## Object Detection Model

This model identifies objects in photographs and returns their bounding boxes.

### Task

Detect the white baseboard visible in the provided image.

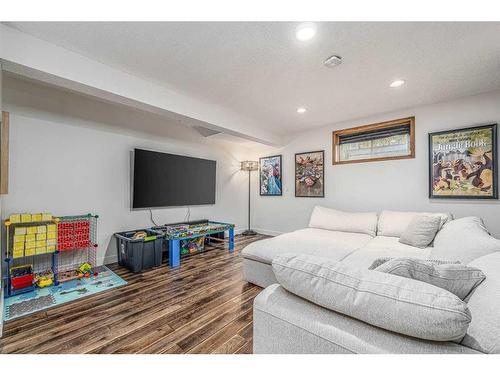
[99,254,118,266]
[252,228,283,237]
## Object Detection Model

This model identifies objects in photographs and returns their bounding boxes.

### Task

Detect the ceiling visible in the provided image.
[5,22,500,135]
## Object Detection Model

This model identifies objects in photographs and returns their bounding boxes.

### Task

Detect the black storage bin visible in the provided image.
[115,229,163,273]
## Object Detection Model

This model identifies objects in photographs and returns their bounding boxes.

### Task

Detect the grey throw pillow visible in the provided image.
[399,215,442,248]
[368,257,460,270]
[373,257,486,300]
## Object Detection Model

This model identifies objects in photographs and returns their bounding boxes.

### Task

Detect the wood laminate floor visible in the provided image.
[0,234,266,354]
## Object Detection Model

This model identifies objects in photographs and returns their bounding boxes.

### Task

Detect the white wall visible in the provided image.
[2,76,252,265]
[251,90,500,238]
[4,74,500,267]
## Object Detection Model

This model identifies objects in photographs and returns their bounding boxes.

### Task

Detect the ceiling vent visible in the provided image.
[323,55,343,68]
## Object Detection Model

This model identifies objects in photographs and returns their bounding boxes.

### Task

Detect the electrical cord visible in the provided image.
[149,208,159,227]
[184,206,191,223]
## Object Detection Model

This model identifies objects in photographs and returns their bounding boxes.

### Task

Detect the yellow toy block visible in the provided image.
[47,231,56,240]
[27,226,37,235]
[21,213,32,223]
[47,224,57,232]
[24,248,36,257]
[25,241,36,249]
[35,247,46,255]
[36,233,47,241]
[14,235,26,243]
[25,234,36,242]
[37,225,47,234]
[14,242,25,251]
[42,213,53,221]
[9,214,21,223]
[47,245,56,253]
[13,249,24,258]
[32,213,43,222]
[36,240,46,247]
[14,227,27,235]
[46,239,57,246]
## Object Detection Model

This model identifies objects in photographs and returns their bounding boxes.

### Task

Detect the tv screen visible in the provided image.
[132,148,216,209]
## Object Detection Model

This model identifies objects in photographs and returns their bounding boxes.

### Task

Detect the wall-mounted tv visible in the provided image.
[132,148,216,209]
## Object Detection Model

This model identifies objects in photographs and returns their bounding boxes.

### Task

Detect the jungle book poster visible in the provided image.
[429,124,497,199]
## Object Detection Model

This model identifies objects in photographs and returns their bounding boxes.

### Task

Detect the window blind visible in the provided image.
[338,123,411,145]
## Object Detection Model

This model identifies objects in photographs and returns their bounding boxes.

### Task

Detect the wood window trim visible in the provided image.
[332,116,415,165]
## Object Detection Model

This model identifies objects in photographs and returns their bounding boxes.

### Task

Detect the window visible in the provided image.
[332,117,415,164]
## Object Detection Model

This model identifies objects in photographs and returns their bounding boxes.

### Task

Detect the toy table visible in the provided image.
[158,221,235,268]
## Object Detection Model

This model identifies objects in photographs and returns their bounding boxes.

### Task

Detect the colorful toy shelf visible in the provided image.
[152,221,235,268]
[3,212,99,297]
[115,220,235,272]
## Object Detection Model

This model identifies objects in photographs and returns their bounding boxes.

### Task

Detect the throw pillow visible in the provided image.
[399,215,441,248]
[368,257,460,270]
[373,257,485,300]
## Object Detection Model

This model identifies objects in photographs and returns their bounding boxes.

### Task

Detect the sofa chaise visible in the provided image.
[242,206,500,354]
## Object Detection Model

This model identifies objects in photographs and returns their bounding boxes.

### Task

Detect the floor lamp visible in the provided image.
[240,160,259,236]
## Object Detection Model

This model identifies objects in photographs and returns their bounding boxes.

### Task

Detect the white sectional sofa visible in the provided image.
[242,206,500,354]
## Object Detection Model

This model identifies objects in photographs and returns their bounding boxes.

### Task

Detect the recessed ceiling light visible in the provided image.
[295,22,317,41]
[297,107,307,114]
[390,79,406,88]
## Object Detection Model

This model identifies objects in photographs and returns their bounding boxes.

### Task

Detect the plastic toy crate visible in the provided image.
[115,229,163,273]
[11,265,34,290]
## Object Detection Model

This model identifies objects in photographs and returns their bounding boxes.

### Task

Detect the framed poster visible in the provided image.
[295,150,325,197]
[259,155,282,196]
[429,123,497,199]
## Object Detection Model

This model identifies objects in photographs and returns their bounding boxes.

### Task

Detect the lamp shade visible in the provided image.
[240,160,259,171]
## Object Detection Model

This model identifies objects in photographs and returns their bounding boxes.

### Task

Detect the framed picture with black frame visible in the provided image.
[259,155,282,196]
[429,123,497,199]
[295,150,325,198]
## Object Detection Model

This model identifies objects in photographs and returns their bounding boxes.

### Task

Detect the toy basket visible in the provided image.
[115,229,163,273]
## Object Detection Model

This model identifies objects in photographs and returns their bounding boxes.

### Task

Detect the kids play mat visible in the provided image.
[3,265,127,321]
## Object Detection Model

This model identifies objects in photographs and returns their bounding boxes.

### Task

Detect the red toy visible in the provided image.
[10,264,34,290]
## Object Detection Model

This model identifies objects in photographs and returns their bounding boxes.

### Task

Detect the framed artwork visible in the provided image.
[429,123,497,199]
[259,155,282,196]
[295,150,325,197]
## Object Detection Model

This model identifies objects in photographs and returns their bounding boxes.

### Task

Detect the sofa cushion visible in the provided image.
[341,236,431,269]
[461,252,500,353]
[399,215,442,248]
[308,206,378,236]
[272,254,471,341]
[431,217,500,264]
[254,284,479,354]
[241,228,372,265]
[377,210,452,237]
[373,258,485,300]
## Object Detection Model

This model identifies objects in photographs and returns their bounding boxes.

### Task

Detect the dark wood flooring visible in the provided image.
[0,234,266,354]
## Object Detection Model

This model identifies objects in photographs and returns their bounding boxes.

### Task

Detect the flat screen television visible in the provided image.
[132,148,216,209]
